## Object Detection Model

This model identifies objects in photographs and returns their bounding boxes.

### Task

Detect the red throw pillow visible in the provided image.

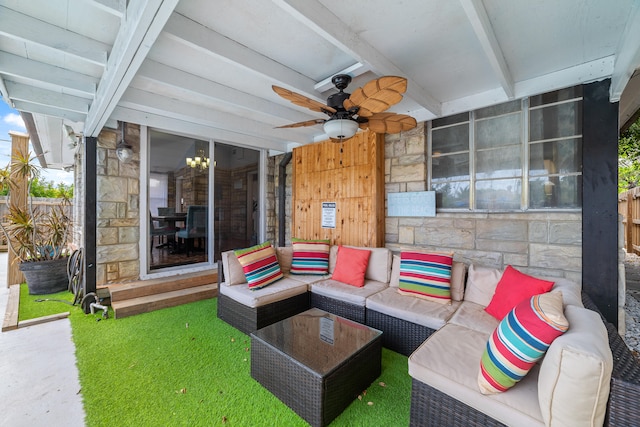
[331,246,371,287]
[484,265,554,320]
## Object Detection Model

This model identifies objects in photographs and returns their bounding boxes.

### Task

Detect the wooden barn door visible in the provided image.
[292,130,385,247]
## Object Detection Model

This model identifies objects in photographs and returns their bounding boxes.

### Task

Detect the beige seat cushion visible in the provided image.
[538,305,612,427]
[409,323,544,427]
[219,276,308,308]
[283,273,329,284]
[366,287,460,330]
[221,250,246,286]
[310,279,388,306]
[447,300,500,335]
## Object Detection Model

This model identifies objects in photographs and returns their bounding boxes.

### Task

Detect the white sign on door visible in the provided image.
[321,202,336,228]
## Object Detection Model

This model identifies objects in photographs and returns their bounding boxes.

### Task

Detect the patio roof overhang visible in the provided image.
[1,0,639,168]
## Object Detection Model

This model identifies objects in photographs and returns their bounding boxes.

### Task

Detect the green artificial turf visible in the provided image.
[69,299,411,426]
[18,283,75,322]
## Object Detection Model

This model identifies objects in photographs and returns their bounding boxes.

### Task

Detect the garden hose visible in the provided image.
[34,298,74,305]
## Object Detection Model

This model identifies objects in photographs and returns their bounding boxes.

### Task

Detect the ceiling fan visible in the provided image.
[272,74,417,141]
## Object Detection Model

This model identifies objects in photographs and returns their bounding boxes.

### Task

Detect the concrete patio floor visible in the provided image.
[0,252,85,427]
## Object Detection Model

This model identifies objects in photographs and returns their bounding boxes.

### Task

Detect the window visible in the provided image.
[429,87,582,211]
[149,173,168,217]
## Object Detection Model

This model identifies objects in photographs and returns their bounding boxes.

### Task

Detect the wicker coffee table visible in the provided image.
[250,308,382,427]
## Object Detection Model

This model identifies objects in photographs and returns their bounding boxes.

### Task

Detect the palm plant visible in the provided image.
[0,149,72,263]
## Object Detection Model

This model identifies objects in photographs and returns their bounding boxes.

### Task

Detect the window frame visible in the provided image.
[428,91,582,212]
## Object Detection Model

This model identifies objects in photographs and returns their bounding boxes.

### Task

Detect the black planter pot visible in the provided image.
[19,257,69,295]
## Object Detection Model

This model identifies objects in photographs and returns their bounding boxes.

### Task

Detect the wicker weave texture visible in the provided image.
[217,291,309,335]
[582,292,640,426]
[409,292,640,426]
[251,327,382,427]
[409,378,506,427]
[365,309,436,356]
[310,293,365,323]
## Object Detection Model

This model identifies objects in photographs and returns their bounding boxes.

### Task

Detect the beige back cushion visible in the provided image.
[365,247,392,283]
[389,254,466,301]
[463,264,503,307]
[389,255,401,287]
[450,261,467,301]
[221,250,247,286]
[275,246,293,274]
[328,245,392,283]
[328,245,339,274]
[538,304,612,427]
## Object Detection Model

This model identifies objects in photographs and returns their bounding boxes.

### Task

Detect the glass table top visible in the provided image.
[251,308,382,376]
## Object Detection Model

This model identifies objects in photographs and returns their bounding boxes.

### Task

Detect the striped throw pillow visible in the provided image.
[478,291,568,394]
[290,238,330,275]
[397,252,453,303]
[234,242,283,290]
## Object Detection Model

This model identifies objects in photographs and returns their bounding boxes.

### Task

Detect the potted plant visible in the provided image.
[0,149,72,294]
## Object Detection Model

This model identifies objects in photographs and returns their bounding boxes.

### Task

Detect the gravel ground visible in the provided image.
[625,252,640,359]
[625,291,640,357]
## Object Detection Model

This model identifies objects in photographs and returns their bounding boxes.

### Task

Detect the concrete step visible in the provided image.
[109,270,217,303]
[111,283,217,319]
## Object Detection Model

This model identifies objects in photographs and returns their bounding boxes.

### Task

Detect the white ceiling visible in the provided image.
[1,0,639,169]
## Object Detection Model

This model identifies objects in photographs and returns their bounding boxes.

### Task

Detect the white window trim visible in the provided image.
[430,96,582,213]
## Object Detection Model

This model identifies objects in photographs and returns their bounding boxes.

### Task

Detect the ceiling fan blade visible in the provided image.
[275,119,325,129]
[365,112,417,134]
[347,76,408,117]
[272,86,336,115]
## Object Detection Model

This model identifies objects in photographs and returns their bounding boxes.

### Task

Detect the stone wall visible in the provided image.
[95,124,141,285]
[267,123,582,281]
[383,122,583,281]
[266,153,292,246]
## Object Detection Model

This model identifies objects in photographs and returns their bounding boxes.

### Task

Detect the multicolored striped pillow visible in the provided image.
[397,252,453,304]
[234,242,283,290]
[290,238,330,275]
[478,291,568,395]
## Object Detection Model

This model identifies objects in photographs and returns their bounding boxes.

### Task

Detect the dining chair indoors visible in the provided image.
[150,211,176,253]
[176,205,208,256]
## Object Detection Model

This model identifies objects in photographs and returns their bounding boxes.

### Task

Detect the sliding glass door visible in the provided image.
[213,142,260,261]
[146,130,261,273]
[148,130,210,271]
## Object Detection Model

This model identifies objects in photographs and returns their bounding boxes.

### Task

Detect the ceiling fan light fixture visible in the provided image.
[323,119,358,140]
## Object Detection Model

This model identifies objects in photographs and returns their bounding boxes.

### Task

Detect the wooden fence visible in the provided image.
[619,187,640,254]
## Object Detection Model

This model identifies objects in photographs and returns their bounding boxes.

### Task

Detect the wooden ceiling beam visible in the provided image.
[162,13,322,101]
[0,52,98,96]
[111,106,291,152]
[135,60,317,125]
[119,87,312,144]
[0,5,108,66]
[84,0,179,137]
[84,0,126,18]
[460,0,514,99]
[610,1,640,102]
[271,0,442,116]
[13,101,86,123]
[5,81,90,114]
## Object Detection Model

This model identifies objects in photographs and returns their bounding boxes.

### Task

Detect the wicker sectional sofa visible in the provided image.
[217,244,640,426]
